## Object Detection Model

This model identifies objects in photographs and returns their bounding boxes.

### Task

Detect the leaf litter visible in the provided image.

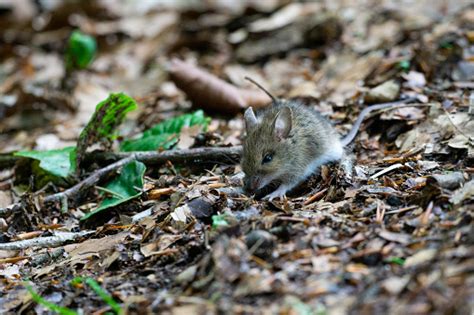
[0,0,473,314]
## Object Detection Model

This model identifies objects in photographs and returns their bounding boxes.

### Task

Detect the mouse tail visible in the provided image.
[340,96,418,146]
[244,77,277,104]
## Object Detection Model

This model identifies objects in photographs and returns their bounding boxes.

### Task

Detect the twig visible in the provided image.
[0,146,243,171]
[0,147,243,216]
[0,155,137,216]
[420,201,433,226]
[95,185,126,199]
[442,108,474,143]
[87,146,243,165]
[375,201,386,225]
[370,163,404,179]
[385,205,419,215]
[0,231,94,250]
[304,188,328,205]
[43,155,137,204]
[131,207,154,223]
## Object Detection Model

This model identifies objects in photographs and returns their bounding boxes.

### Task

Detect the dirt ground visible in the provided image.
[0,1,473,314]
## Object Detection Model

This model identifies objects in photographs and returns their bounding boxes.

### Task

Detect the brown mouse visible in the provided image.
[241,78,417,200]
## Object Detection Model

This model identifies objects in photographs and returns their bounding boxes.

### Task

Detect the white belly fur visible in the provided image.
[302,142,344,181]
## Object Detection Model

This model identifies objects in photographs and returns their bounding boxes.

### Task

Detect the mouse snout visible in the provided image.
[244,175,261,193]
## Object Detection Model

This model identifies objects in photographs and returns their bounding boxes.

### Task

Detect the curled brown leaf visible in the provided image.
[168,58,271,115]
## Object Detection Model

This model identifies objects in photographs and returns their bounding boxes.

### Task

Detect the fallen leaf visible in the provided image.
[314,51,383,105]
[404,248,438,268]
[168,59,271,115]
[365,80,400,103]
[450,179,474,205]
[65,232,128,258]
[0,264,20,280]
[378,230,411,244]
[177,125,201,150]
[170,204,194,227]
[402,71,427,88]
[428,172,465,190]
[248,3,313,33]
[381,275,411,295]
[0,191,12,208]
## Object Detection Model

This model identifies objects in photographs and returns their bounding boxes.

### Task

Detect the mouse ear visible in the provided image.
[244,107,258,131]
[273,107,292,140]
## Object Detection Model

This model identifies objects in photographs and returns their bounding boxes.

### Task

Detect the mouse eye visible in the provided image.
[262,153,273,164]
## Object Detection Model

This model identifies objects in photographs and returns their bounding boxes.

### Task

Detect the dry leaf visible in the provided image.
[404,249,438,267]
[365,80,400,103]
[177,125,201,149]
[402,70,427,88]
[168,58,271,115]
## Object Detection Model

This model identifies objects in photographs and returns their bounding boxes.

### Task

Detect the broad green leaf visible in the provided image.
[120,133,179,152]
[76,93,137,169]
[81,160,146,220]
[14,147,76,178]
[66,30,97,70]
[120,110,210,152]
[143,110,210,137]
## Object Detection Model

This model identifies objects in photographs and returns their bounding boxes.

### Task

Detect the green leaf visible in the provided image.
[25,283,78,315]
[84,278,122,314]
[81,160,146,220]
[144,110,210,136]
[385,256,405,266]
[120,133,179,152]
[66,30,97,70]
[211,214,229,229]
[76,93,137,169]
[397,60,410,71]
[120,110,210,152]
[14,147,76,178]
[71,277,122,314]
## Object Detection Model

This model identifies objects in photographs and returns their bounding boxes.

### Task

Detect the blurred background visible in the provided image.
[0,0,472,152]
[1,2,473,314]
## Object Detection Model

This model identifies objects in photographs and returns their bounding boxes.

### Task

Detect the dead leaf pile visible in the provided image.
[0,0,473,314]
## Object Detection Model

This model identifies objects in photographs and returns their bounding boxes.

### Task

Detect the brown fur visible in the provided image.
[241,100,342,194]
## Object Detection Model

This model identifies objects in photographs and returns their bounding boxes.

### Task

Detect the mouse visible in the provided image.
[241,78,417,201]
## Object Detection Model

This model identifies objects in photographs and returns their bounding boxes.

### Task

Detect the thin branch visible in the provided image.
[0,155,136,216]
[87,146,242,165]
[0,147,243,216]
[95,185,126,199]
[1,146,243,170]
[43,155,137,204]
[0,231,94,250]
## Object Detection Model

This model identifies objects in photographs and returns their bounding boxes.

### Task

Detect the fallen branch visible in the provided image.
[0,155,137,216]
[0,231,94,250]
[45,154,137,204]
[1,146,243,170]
[0,147,242,216]
[87,146,243,165]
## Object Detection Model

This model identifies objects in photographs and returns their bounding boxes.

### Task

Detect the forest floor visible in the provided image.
[0,1,473,314]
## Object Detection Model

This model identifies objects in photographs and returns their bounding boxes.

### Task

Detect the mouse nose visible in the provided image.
[244,176,260,193]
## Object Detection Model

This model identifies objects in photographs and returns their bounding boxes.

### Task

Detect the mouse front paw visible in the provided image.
[263,186,288,201]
